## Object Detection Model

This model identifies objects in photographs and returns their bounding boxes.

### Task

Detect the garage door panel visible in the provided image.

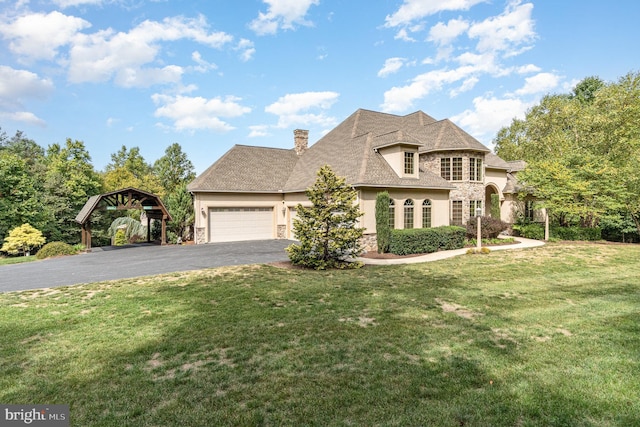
[209,207,273,242]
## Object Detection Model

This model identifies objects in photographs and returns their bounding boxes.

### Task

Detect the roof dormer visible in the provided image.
[373,130,422,179]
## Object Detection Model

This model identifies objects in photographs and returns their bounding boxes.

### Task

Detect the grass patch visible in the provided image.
[1,243,639,425]
[0,255,37,266]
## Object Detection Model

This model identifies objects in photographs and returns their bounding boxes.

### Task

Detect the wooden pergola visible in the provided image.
[75,187,172,250]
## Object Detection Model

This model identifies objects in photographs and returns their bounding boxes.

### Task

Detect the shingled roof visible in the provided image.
[187,145,299,192]
[188,108,497,193]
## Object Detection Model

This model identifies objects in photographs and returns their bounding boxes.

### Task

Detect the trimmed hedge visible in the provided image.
[36,241,77,260]
[513,223,602,241]
[389,226,466,255]
[552,226,601,241]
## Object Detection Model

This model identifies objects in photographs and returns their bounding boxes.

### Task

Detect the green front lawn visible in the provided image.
[0,255,36,266]
[1,243,638,426]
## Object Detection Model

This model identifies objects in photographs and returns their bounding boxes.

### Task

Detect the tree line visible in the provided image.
[495,71,640,241]
[0,132,195,248]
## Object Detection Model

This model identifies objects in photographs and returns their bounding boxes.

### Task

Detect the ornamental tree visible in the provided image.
[286,165,364,269]
[1,223,46,256]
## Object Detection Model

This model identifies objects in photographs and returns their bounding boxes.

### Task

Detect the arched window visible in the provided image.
[422,199,432,228]
[404,199,414,229]
[389,199,395,229]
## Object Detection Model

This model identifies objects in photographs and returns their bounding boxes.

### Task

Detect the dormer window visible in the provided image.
[404,152,415,175]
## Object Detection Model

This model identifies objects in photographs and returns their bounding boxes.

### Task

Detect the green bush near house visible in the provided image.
[513,223,602,241]
[513,223,545,240]
[389,226,465,255]
[36,242,78,260]
[552,226,601,241]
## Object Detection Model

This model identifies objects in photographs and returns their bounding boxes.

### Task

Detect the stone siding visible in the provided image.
[360,233,378,253]
[277,224,287,239]
[421,151,488,224]
[195,227,206,244]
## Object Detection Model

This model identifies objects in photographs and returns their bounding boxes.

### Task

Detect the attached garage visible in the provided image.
[209,207,274,243]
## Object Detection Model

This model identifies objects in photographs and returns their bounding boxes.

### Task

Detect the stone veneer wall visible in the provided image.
[360,233,378,253]
[421,151,487,224]
[195,227,206,244]
[277,225,287,239]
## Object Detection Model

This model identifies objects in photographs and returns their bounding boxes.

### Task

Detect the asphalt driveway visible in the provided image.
[0,240,292,293]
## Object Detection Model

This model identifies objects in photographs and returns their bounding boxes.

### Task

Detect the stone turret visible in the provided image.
[294,129,309,156]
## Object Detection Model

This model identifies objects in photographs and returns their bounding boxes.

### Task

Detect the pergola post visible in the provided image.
[82,222,92,251]
[161,215,167,245]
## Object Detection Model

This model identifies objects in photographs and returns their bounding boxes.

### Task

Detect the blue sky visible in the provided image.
[1,0,639,174]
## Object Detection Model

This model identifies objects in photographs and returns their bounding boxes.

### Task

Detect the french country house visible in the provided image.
[187,108,529,249]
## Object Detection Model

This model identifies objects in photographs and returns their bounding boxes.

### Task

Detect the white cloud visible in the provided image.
[451,95,532,142]
[428,18,469,46]
[385,0,486,28]
[0,66,51,126]
[248,125,270,138]
[236,39,256,62]
[0,11,91,61]
[0,66,53,126]
[381,66,477,112]
[250,0,320,35]
[467,1,536,55]
[394,28,416,42]
[53,0,103,7]
[67,15,233,86]
[378,57,406,78]
[152,93,251,132]
[265,91,339,128]
[449,76,479,97]
[514,72,560,95]
[0,66,54,102]
[191,51,218,72]
[0,111,47,127]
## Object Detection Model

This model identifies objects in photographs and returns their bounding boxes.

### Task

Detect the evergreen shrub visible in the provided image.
[36,242,77,260]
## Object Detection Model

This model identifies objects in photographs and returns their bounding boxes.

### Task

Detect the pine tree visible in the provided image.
[286,166,364,269]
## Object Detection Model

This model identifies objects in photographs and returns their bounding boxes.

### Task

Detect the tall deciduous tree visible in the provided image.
[154,143,196,241]
[153,143,195,193]
[103,145,163,195]
[494,72,640,232]
[286,166,364,269]
[0,151,47,245]
[44,139,103,243]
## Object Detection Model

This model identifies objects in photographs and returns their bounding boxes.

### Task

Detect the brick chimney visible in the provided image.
[294,129,309,156]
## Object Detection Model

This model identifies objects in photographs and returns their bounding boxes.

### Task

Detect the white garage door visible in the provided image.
[209,207,274,242]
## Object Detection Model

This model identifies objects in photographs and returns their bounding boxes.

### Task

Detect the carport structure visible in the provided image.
[75,187,172,250]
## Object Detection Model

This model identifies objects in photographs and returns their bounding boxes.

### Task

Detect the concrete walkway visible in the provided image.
[356,236,545,265]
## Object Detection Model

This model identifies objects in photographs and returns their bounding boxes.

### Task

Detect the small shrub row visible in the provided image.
[512,223,545,240]
[466,216,510,239]
[36,242,78,259]
[389,226,466,255]
[552,226,601,241]
[513,223,602,241]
